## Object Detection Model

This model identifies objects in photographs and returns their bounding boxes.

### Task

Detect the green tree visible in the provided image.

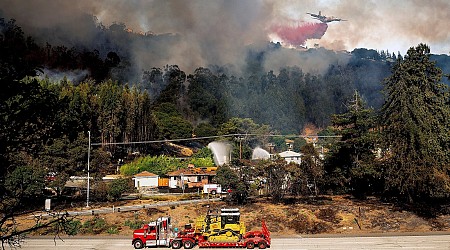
[380,43,450,202]
[1,160,72,248]
[39,133,90,195]
[194,123,217,140]
[0,20,73,246]
[107,178,134,201]
[156,65,186,106]
[188,158,215,168]
[120,155,184,176]
[292,137,307,153]
[324,91,380,198]
[97,80,123,148]
[192,147,214,159]
[187,68,229,126]
[300,144,324,197]
[214,165,240,191]
[153,103,193,139]
[214,165,248,204]
[255,158,290,203]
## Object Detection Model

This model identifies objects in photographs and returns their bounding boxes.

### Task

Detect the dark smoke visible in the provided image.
[0,0,342,77]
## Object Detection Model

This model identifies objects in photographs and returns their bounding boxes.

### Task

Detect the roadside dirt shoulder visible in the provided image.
[19,195,450,237]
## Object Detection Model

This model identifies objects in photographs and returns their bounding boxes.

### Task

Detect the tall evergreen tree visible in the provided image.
[380,43,450,202]
[324,91,379,197]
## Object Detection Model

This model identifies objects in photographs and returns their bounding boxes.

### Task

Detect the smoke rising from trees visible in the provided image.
[0,0,448,77]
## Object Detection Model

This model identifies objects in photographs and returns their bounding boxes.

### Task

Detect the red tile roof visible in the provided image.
[134,171,158,177]
[167,168,217,176]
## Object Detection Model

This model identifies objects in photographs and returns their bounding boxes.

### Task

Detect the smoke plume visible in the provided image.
[0,0,448,78]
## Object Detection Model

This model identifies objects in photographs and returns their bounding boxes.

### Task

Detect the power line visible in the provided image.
[91,133,341,146]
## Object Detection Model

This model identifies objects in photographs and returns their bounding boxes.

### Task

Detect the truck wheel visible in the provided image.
[246,241,255,249]
[171,240,182,249]
[211,190,217,195]
[133,239,144,249]
[183,240,194,249]
[258,241,267,249]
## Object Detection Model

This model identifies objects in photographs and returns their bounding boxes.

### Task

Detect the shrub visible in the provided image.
[82,217,108,234]
[289,213,310,233]
[92,181,109,202]
[315,207,341,224]
[148,196,170,202]
[107,178,133,201]
[124,220,143,230]
[146,207,164,216]
[65,220,82,235]
[289,211,332,234]
[107,225,119,234]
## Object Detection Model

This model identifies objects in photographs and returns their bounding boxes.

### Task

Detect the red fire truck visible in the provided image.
[132,216,175,248]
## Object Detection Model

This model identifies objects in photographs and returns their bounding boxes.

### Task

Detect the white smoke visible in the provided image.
[38,69,90,84]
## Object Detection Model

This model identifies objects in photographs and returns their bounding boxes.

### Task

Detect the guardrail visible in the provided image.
[33,198,221,218]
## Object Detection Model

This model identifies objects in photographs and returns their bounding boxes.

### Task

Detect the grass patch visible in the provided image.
[124,219,144,230]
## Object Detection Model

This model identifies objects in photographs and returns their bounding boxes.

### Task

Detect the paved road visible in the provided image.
[18,235,450,250]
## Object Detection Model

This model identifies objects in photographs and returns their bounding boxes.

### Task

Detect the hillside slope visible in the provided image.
[19,195,450,237]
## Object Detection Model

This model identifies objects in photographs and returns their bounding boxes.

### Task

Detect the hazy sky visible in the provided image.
[0,0,448,74]
[88,0,450,55]
[284,0,450,54]
[1,0,448,55]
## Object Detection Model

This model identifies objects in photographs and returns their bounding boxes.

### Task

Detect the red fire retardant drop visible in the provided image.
[272,22,328,47]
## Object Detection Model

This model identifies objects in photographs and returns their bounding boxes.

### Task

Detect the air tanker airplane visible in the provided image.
[307,11,347,23]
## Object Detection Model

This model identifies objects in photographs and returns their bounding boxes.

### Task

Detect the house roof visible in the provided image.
[134,171,158,177]
[167,168,217,177]
[279,150,302,158]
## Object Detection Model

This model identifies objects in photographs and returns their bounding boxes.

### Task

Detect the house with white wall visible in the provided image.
[133,171,159,189]
[278,150,303,165]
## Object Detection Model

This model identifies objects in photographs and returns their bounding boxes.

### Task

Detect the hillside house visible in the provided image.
[167,167,216,189]
[278,150,303,165]
[133,171,159,189]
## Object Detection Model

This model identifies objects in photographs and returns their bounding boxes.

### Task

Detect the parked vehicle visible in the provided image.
[203,184,227,195]
[132,208,270,249]
[132,217,174,249]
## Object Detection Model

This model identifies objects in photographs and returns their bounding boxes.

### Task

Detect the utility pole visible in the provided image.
[87,131,91,208]
[239,138,242,160]
[238,136,244,160]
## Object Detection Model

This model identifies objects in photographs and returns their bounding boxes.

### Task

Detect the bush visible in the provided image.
[289,213,310,233]
[107,225,119,234]
[145,195,170,202]
[107,178,133,201]
[124,219,143,230]
[82,217,108,234]
[65,220,82,235]
[92,181,109,202]
[146,208,165,216]
[289,211,332,234]
[315,207,341,224]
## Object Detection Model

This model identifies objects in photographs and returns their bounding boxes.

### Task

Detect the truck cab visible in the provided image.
[132,217,173,249]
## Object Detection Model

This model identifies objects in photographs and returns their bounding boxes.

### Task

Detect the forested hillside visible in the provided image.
[1,17,450,200]
[1,11,450,245]
[0,17,401,134]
